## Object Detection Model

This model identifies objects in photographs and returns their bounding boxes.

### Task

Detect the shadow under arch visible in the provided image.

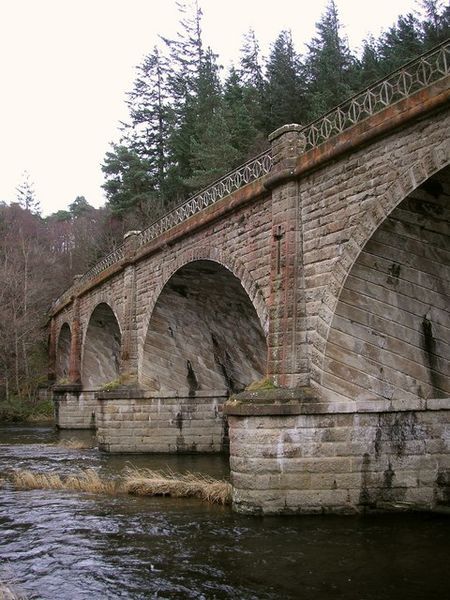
[312,147,450,388]
[317,163,450,403]
[56,322,71,381]
[82,302,122,389]
[139,259,268,394]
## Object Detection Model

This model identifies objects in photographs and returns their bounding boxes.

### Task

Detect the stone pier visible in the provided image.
[225,391,450,514]
[95,389,229,453]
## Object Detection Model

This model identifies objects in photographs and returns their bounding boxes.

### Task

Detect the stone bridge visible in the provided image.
[49,43,450,514]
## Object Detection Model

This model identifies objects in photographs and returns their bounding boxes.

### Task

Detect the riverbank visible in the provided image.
[0,398,54,424]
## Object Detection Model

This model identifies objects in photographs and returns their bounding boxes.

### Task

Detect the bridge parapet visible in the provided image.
[301,40,449,150]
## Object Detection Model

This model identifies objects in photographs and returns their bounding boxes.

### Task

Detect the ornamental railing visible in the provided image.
[52,40,449,307]
[302,40,449,150]
[138,149,273,246]
[77,244,126,286]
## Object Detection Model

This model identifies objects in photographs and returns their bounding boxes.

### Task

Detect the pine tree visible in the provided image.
[377,12,423,72]
[419,0,450,48]
[224,67,265,160]
[187,106,239,190]
[264,30,305,133]
[304,0,357,120]
[16,171,40,215]
[162,0,205,199]
[359,36,383,87]
[102,144,155,218]
[236,28,266,143]
[69,196,93,218]
[184,48,239,190]
[125,46,170,194]
[239,29,265,92]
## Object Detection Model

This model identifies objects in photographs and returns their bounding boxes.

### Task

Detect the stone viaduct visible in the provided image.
[49,43,450,514]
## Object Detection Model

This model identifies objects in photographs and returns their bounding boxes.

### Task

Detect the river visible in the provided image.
[0,424,449,599]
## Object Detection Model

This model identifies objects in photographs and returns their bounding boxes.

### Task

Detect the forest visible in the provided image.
[0,0,448,418]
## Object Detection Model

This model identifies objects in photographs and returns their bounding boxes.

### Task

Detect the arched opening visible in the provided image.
[141,260,267,393]
[322,166,450,403]
[56,323,71,381]
[82,303,121,389]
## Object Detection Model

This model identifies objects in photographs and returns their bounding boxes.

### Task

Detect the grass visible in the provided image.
[123,468,232,505]
[245,377,278,391]
[101,379,122,392]
[9,467,232,505]
[11,468,119,495]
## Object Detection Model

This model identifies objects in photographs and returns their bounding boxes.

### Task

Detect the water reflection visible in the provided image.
[0,425,449,599]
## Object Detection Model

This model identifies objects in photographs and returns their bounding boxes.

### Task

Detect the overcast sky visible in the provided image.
[0,0,420,215]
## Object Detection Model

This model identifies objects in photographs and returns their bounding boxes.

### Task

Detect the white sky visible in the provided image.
[0,0,421,215]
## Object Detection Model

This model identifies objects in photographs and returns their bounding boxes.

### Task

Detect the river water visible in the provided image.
[0,425,449,600]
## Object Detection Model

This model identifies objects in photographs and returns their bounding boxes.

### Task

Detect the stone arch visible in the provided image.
[56,322,71,381]
[316,162,450,403]
[312,140,450,388]
[81,302,122,389]
[139,254,268,393]
[138,246,269,373]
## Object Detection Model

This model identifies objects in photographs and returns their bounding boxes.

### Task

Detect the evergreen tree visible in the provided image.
[224,67,265,159]
[239,28,265,99]
[125,46,170,193]
[102,144,155,218]
[377,12,423,72]
[16,171,40,215]
[236,28,266,143]
[69,196,92,218]
[184,48,239,190]
[359,36,383,87]
[162,0,205,198]
[419,0,450,48]
[264,30,305,133]
[187,106,239,190]
[304,0,357,120]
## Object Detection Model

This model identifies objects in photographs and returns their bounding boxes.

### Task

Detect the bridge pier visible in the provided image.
[225,392,450,514]
[96,389,229,453]
[53,385,96,429]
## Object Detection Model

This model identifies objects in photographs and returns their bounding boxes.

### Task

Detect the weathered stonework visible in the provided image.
[96,389,228,453]
[225,392,450,514]
[53,386,97,430]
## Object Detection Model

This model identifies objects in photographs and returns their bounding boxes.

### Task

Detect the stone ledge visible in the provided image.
[96,388,229,400]
[53,383,83,394]
[224,390,450,416]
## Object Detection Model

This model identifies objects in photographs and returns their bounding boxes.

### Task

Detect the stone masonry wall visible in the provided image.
[228,401,449,514]
[134,193,273,377]
[96,390,229,453]
[304,109,449,389]
[321,175,450,404]
[54,389,97,429]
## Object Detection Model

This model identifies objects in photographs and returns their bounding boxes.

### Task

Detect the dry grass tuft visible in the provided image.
[0,582,27,600]
[123,468,232,505]
[56,438,94,450]
[9,467,232,505]
[11,469,119,495]
[0,568,28,600]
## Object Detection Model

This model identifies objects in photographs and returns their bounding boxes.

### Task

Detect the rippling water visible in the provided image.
[0,425,449,599]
